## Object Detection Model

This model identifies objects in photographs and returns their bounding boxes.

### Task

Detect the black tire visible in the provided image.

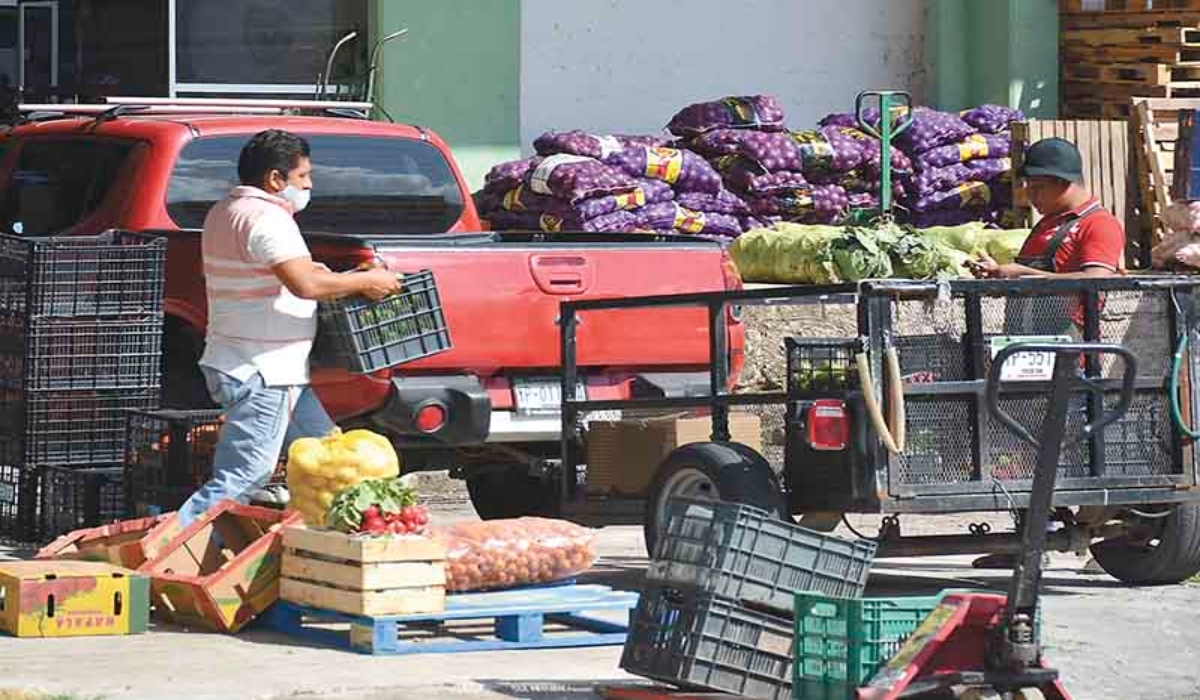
[465,467,557,520]
[643,441,787,557]
[1089,503,1200,585]
[162,319,216,410]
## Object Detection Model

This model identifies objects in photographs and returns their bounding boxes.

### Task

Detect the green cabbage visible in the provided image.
[830,224,897,281]
[981,228,1030,264]
[916,222,990,255]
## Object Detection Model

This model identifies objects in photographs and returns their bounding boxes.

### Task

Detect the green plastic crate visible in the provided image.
[791,592,943,700]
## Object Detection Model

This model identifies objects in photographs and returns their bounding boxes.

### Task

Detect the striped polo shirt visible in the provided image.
[199,186,317,386]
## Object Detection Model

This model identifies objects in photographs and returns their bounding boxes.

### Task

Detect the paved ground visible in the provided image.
[1,497,1198,700]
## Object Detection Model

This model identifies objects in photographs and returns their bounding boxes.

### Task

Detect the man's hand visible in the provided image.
[356,268,402,301]
[965,252,1004,279]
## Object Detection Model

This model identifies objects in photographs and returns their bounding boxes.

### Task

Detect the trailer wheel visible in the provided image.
[1089,503,1200,585]
[465,467,556,520]
[644,442,786,557]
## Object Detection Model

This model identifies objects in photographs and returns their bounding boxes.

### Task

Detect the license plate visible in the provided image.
[989,335,1071,382]
[514,378,586,416]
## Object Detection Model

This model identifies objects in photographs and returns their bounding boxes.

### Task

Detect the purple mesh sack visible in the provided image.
[894,107,976,154]
[675,189,751,215]
[960,105,1024,134]
[807,169,906,200]
[747,184,849,219]
[666,95,787,137]
[910,207,1015,229]
[710,155,811,195]
[915,133,1012,171]
[604,146,723,193]
[911,180,1012,213]
[691,130,857,174]
[492,183,653,220]
[483,156,542,194]
[525,154,640,203]
[633,202,744,237]
[534,130,664,159]
[488,209,638,233]
[907,157,1012,199]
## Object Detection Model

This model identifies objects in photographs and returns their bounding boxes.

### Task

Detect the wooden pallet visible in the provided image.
[1062,62,1200,86]
[1129,97,1197,244]
[262,583,638,655]
[1062,8,1200,31]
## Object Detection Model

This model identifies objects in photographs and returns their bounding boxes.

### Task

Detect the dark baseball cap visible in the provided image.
[1018,137,1084,183]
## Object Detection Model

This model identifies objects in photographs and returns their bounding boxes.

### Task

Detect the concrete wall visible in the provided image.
[372,0,521,189]
[518,0,927,151]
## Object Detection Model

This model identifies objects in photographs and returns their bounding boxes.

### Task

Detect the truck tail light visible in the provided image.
[807,400,849,451]
[414,401,448,434]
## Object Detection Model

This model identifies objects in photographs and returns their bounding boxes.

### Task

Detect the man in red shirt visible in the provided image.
[967,137,1125,279]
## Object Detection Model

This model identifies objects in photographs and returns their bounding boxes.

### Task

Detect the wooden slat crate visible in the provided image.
[280,526,447,617]
[1129,98,1200,248]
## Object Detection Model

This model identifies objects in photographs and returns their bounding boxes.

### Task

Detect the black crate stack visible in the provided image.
[0,231,165,542]
[124,409,222,518]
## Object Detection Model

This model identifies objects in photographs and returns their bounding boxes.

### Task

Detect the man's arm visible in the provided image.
[996,262,1114,279]
[273,257,401,301]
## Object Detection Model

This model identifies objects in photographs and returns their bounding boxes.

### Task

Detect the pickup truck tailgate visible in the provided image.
[368,235,734,373]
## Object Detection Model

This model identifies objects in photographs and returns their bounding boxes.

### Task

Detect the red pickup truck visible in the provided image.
[0,110,745,518]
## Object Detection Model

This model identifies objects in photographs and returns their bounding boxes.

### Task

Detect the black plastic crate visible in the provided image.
[620,583,793,700]
[4,318,163,391]
[785,337,861,394]
[39,465,125,541]
[0,390,159,466]
[648,498,877,613]
[313,270,452,374]
[124,409,222,517]
[0,231,165,319]
[0,463,37,542]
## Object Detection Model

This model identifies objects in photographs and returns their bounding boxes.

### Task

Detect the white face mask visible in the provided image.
[279,184,311,213]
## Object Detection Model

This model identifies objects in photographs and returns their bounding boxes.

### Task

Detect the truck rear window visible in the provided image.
[0,139,135,236]
[167,135,465,234]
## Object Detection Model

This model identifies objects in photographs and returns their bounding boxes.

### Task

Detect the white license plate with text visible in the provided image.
[989,335,1072,382]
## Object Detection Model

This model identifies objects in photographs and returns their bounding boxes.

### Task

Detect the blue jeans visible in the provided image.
[177,368,335,527]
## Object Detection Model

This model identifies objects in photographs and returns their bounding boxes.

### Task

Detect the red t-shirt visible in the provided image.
[1018,198,1125,273]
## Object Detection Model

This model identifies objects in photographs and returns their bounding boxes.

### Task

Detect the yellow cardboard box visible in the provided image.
[0,560,150,637]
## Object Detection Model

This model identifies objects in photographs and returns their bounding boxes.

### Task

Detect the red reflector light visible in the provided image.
[806,400,849,451]
[414,402,447,434]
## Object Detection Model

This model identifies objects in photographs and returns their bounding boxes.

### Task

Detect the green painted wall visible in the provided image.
[371,0,521,190]
[926,0,1058,117]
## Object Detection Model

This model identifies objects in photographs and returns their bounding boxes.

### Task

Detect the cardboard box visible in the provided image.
[586,413,763,495]
[0,560,149,638]
[36,513,182,570]
[139,501,300,633]
[280,526,446,616]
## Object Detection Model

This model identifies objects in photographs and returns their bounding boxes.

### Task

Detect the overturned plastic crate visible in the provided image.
[648,498,877,614]
[313,269,452,374]
[785,337,861,395]
[621,583,793,700]
[0,389,158,466]
[38,465,127,542]
[124,409,223,517]
[0,231,166,319]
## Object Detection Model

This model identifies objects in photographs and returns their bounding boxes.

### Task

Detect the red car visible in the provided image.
[0,109,744,518]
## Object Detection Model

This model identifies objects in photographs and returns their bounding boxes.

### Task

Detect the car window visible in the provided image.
[0,139,135,236]
[167,134,466,234]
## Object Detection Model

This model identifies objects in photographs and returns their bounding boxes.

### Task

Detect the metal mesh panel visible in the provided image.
[899,398,975,485]
[986,396,1092,480]
[1102,391,1175,476]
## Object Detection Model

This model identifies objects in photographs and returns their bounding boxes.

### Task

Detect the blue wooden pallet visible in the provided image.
[263,583,639,655]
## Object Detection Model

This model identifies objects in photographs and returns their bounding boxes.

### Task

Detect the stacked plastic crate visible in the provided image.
[620,498,878,700]
[0,231,165,542]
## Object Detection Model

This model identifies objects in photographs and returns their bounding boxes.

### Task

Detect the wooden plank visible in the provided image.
[280,577,446,617]
[280,526,445,564]
[1062,10,1200,31]
[281,555,445,591]
[1061,26,1200,46]
[1062,44,1200,63]
[1063,62,1172,85]
[1062,80,1168,100]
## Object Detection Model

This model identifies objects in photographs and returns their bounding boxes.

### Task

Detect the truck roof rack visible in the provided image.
[15,97,374,122]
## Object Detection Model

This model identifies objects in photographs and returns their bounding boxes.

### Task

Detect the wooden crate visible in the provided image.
[280,526,446,617]
[0,561,149,638]
[1129,98,1200,248]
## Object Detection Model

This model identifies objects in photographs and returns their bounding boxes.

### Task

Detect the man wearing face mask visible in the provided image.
[179,129,401,526]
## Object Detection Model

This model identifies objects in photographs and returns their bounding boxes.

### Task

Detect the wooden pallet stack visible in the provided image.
[1061,0,1200,119]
